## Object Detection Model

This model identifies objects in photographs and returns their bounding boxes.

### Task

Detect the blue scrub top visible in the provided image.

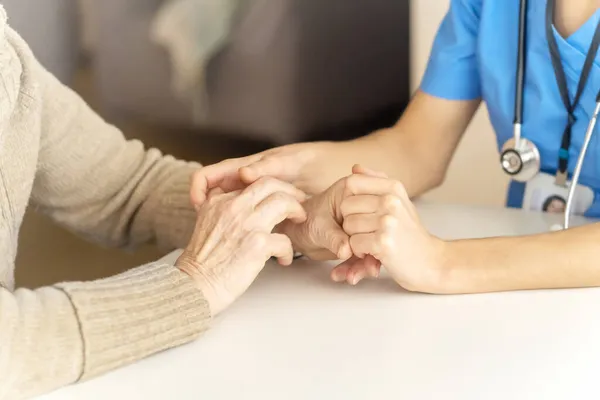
[420,0,600,217]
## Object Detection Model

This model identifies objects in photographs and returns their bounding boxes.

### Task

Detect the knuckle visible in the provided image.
[225,197,244,216]
[382,194,402,213]
[391,181,407,198]
[377,231,395,252]
[242,215,257,232]
[380,214,398,230]
[262,195,291,219]
[343,175,358,194]
[249,232,268,248]
[270,191,291,205]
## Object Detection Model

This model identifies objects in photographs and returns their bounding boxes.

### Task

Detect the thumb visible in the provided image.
[240,157,280,184]
[190,170,208,206]
[326,227,352,260]
[241,153,303,185]
[352,164,388,178]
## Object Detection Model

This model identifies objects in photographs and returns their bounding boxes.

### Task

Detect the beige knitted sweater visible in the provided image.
[0,8,211,399]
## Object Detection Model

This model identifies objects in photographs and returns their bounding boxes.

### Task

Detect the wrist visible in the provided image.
[174,252,204,290]
[434,240,478,294]
[175,253,224,316]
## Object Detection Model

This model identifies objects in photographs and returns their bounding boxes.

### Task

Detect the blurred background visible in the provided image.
[2,0,507,287]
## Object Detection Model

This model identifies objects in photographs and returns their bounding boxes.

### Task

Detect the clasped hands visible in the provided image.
[177,161,446,317]
[274,164,442,288]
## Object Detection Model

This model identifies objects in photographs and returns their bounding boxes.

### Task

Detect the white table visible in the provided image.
[41,203,600,400]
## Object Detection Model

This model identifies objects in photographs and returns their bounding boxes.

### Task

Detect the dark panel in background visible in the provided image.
[298,0,411,141]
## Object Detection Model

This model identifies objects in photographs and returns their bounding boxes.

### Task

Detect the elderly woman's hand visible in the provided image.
[276,178,354,262]
[175,177,307,316]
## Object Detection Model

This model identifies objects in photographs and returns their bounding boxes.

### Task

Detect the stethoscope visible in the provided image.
[499,0,600,230]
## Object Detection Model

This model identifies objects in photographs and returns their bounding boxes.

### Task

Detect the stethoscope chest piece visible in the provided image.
[500,137,541,182]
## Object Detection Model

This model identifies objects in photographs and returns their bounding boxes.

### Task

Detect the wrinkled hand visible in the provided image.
[176,177,307,316]
[277,179,353,261]
[331,165,446,292]
[190,142,345,206]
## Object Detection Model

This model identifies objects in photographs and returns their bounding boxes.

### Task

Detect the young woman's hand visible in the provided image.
[190,141,352,205]
[176,177,307,316]
[331,165,447,292]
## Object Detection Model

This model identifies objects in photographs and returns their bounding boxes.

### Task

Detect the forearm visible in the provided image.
[335,92,479,198]
[440,223,600,293]
[350,127,445,197]
[1,258,209,399]
[22,28,197,250]
[317,128,438,199]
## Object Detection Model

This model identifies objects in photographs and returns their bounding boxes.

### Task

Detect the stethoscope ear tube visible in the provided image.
[513,0,528,131]
[562,100,600,229]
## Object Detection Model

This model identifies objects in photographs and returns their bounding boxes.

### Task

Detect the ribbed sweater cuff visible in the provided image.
[55,261,210,381]
[153,164,198,251]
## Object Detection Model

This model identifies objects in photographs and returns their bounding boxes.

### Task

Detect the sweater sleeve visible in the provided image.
[0,258,210,400]
[7,26,199,252]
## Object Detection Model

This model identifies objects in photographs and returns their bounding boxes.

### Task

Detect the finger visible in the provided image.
[344,174,408,199]
[241,177,307,206]
[312,216,352,260]
[364,255,382,278]
[191,162,238,204]
[267,233,294,266]
[340,195,380,217]
[330,230,352,261]
[192,156,261,203]
[349,232,383,259]
[254,192,307,228]
[240,152,303,184]
[352,164,388,178]
[190,169,209,205]
[328,233,352,260]
[239,157,284,184]
[343,213,380,235]
[346,261,369,286]
[339,255,381,285]
[331,257,358,282]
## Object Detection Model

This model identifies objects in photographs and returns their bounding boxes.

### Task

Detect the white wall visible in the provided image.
[411,0,509,206]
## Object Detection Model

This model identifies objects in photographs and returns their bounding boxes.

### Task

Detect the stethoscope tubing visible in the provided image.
[509,0,599,230]
[563,101,600,229]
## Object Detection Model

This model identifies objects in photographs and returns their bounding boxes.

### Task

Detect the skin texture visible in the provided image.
[177,177,307,315]
[275,179,352,262]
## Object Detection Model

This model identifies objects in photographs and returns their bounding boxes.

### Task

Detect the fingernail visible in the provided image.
[332,271,344,282]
